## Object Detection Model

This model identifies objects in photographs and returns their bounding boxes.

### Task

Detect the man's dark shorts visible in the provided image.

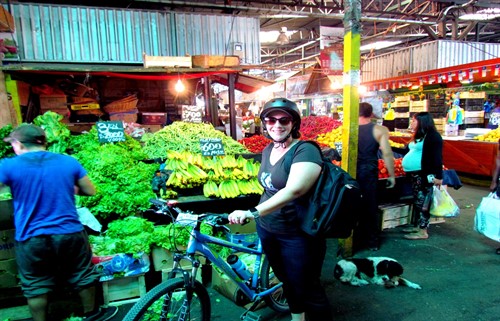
[16,230,100,298]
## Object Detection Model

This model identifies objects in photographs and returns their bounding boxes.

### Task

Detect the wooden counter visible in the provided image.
[390,135,499,177]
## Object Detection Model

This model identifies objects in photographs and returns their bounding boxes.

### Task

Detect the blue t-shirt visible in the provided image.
[0,151,87,241]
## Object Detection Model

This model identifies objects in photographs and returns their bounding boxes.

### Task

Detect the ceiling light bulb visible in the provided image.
[175,79,185,92]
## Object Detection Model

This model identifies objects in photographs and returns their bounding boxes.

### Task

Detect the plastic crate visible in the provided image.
[70,103,100,111]
[141,112,167,125]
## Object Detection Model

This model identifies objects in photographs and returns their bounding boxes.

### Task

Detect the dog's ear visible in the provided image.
[384,260,404,277]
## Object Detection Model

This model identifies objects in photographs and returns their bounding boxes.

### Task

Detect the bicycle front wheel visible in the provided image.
[123,278,211,321]
[260,256,290,313]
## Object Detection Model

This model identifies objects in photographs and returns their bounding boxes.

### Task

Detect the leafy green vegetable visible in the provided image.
[70,127,157,220]
[33,111,71,154]
[0,124,14,159]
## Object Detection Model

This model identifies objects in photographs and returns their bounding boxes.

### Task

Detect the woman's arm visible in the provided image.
[490,145,500,192]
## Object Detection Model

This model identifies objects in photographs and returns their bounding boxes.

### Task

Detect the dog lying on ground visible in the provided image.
[333,257,421,289]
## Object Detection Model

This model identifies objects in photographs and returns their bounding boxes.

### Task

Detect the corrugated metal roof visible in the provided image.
[6,3,260,65]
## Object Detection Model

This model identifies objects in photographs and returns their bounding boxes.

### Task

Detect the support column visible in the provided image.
[338,0,361,258]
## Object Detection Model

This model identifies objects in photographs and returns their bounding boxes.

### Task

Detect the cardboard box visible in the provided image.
[0,258,19,288]
[102,274,146,305]
[0,229,16,260]
[151,246,191,271]
[0,200,14,230]
[192,55,240,68]
[39,94,67,110]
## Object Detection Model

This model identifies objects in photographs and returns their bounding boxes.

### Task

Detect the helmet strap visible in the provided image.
[273,133,291,148]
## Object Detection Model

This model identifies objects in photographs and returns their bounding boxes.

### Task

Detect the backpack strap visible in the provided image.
[283,140,323,174]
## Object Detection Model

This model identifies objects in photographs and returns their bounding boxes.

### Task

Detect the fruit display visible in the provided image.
[238,135,271,153]
[473,128,500,142]
[300,116,342,141]
[389,139,405,148]
[378,158,405,179]
[162,149,263,199]
[316,127,343,148]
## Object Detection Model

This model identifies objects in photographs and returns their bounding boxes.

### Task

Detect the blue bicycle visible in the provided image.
[123,199,289,321]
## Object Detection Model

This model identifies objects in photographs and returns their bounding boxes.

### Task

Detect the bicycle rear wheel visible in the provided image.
[260,257,289,313]
[123,278,211,321]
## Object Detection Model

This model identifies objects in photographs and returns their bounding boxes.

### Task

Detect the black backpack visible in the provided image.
[285,141,362,238]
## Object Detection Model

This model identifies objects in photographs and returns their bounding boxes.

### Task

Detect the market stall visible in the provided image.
[390,134,499,177]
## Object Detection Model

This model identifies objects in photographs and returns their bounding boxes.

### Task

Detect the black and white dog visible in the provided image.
[333,257,421,289]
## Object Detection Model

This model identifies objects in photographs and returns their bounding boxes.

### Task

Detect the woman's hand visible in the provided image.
[433,178,443,187]
[228,210,253,224]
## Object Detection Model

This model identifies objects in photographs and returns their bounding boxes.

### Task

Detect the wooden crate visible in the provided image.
[102,274,146,305]
[143,53,192,68]
[380,203,412,230]
[192,55,240,68]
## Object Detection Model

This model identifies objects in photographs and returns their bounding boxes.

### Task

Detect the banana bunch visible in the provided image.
[203,180,220,198]
[219,155,238,168]
[166,163,208,188]
[236,178,263,195]
[218,180,241,199]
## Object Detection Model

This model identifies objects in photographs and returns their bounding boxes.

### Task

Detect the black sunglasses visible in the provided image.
[264,116,293,126]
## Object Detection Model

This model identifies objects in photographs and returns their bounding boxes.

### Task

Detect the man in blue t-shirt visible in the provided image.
[0,124,117,321]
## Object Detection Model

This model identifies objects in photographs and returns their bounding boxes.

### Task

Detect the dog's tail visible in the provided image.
[398,277,422,290]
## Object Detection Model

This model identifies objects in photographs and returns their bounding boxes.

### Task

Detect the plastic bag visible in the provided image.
[474,193,500,242]
[429,186,460,217]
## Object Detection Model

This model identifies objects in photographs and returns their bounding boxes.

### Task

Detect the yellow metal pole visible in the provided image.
[338,0,361,258]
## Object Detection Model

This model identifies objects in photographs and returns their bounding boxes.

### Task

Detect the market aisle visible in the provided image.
[111,182,500,321]
[1,183,498,321]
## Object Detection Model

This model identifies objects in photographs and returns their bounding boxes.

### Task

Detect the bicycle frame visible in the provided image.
[169,218,282,303]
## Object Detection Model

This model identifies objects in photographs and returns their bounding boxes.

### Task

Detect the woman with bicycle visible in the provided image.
[229,98,333,321]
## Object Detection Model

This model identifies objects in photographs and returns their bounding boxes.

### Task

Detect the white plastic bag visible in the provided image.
[77,207,102,232]
[474,193,500,242]
[429,186,460,217]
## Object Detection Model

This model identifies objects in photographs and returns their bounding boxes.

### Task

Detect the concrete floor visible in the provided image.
[2,183,499,321]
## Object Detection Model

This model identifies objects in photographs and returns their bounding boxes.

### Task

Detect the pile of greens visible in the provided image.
[0,124,14,159]
[70,127,157,220]
[90,217,155,257]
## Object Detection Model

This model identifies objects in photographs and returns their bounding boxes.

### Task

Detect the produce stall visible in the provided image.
[389,134,499,177]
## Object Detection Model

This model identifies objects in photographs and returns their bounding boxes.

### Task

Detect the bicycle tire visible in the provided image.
[260,257,290,313]
[123,278,211,321]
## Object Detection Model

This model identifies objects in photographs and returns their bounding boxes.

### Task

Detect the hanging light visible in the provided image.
[175,77,185,93]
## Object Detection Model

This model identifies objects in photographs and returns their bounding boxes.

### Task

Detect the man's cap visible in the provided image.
[3,124,46,145]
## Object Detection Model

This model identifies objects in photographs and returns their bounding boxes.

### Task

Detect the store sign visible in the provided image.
[199,138,225,156]
[182,105,203,123]
[320,44,343,76]
[96,121,125,143]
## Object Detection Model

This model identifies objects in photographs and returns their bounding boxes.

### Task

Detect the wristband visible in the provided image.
[249,207,260,219]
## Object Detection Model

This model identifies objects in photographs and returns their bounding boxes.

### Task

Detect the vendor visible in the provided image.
[487,100,500,129]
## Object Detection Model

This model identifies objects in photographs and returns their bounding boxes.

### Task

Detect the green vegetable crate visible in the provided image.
[102,274,146,306]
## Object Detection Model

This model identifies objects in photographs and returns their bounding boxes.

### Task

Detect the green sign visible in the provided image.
[96,121,126,143]
[199,138,225,156]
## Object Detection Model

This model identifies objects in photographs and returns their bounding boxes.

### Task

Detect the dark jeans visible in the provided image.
[355,163,380,248]
[256,224,332,321]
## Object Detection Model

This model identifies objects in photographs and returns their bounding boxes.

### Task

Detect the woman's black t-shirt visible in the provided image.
[257,142,322,234]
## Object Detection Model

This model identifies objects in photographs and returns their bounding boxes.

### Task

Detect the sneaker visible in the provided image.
[83,306,119,321]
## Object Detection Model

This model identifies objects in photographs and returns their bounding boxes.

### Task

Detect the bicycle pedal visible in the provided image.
[240,311,261,321]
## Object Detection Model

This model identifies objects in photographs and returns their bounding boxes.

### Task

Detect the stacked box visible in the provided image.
[39,94,69,122]
[410,100,429,112]
[102,274,146,305]
[380,203,412,229]
[0,229,19,289]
